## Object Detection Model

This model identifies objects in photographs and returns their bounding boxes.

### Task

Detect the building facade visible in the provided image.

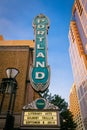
[69,84,84,130]
[68,0,87,129]
[0,35,40,129]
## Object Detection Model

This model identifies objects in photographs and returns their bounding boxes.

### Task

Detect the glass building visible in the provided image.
[68,0,87,129]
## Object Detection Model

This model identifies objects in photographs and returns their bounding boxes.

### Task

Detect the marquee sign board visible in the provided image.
[29,14,50,92]
[22,111,58,126]
[21,98,60,129]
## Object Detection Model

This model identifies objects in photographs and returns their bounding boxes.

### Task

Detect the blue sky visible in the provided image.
[0,0,74,103]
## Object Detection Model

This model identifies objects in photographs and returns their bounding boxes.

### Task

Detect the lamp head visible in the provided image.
[6,68,19,78]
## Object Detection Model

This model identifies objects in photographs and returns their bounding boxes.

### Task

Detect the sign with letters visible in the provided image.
[21,15,60,130]
[22,111,58,126]
[21,99,60,129]
[30,14,50,92]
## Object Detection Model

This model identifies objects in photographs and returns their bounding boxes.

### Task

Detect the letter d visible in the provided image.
[35,72,45,79]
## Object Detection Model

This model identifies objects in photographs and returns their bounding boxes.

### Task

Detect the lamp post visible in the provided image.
[0,68,19,130]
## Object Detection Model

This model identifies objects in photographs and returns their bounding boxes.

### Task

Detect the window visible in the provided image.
[76,0,83,16]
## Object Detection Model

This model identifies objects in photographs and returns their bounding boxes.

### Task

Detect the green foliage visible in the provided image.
[60,109,77,130]
[51,94,68,112]
[41,90,77,130]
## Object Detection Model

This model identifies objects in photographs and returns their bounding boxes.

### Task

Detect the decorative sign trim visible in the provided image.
[23,98,59,110]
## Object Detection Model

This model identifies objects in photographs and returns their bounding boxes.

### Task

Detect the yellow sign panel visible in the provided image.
[23,111,58,125]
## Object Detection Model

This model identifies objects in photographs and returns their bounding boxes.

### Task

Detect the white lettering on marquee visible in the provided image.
[36,52,45,58]
[37,24,45,29]
[35,72,45,79]
[38,37,44,42]
[37,31,45,35]
[37,44,44,50]
[33,16,48,81]
[37,18,45,23]
[36,62,45,67]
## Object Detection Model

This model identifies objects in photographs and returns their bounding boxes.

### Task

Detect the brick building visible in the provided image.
[0,35,40,129]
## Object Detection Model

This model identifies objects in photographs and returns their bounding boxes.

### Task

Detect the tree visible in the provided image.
[41,91,77,130]
[60,109,77,130]
[50,94,68,112]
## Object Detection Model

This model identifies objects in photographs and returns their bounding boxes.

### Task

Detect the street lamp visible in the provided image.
[0,68,19,130]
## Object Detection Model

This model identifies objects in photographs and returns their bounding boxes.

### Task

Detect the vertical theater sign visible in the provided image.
[21,14,60,129]
[29,14,50,92]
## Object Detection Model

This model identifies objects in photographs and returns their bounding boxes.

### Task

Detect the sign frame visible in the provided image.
[21,109,60,129]
[29,14,50,92]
